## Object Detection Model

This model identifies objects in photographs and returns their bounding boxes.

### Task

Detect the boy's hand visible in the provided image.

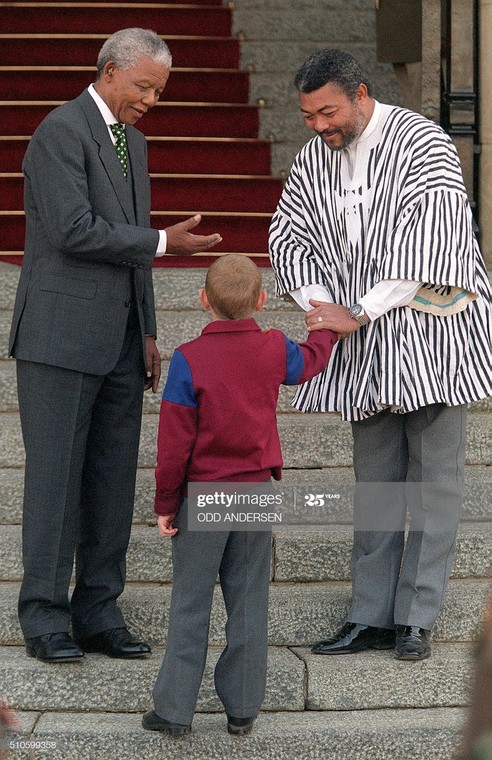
[157,513,178,537]
[0,698,19,732]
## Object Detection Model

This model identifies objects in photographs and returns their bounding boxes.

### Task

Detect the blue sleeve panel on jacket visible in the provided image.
[162,350,198,407]
[283,335,305,385]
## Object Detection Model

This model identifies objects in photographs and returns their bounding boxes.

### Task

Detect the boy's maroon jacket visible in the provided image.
[155,318,337,515]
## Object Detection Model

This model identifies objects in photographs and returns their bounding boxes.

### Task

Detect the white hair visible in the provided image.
[96,28,172,78]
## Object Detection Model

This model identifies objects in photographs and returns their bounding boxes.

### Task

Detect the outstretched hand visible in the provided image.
[165,214,222,256]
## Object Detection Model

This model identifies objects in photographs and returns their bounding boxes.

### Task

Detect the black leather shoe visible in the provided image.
[394,626,431,660]
[311,622,396,654]
[25,632,84,663]
[227,715,256,736]
[142,710,191,736]
[77,627,151,658]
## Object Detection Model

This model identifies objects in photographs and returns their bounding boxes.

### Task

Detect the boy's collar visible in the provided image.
[201,317,262,335]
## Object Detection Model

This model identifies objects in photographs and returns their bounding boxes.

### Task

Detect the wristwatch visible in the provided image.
[347,303,370,325]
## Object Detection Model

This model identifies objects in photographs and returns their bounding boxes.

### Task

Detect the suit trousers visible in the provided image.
[16,306,145,639]
[348,403,467,630]
[152,500,272,725]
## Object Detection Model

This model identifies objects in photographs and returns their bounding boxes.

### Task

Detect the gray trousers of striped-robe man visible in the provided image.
[349,403,467,631]
[152,500,272,726]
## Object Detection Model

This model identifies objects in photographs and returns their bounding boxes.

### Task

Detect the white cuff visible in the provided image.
[155,229,167,257]
[290,284,333,311]
[359,279,422,321]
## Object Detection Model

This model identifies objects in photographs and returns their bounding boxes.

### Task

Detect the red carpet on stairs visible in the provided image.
[0,69,251,102]
[0,35,241,68]
[0,137,272,174]
[1,103,260,138]
[0,1,282,267]
[0,5,232,35]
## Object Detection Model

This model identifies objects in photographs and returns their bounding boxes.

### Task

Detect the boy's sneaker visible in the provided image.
[142,710,191,736]
[227,715,256,736]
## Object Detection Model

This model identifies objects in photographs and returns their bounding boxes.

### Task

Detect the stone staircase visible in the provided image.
[1,262,491,758]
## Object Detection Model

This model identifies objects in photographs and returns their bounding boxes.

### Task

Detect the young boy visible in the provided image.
[142,254,337,737]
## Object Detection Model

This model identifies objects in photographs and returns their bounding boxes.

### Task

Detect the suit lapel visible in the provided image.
[126,126,150,227]
[77,89,136,224]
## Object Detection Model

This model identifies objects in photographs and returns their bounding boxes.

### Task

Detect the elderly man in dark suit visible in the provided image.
[9,28,222,663]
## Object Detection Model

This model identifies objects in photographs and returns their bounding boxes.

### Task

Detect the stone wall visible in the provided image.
[232,0,400,175]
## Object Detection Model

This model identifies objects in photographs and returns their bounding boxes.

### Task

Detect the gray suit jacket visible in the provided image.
[9,88,159,375]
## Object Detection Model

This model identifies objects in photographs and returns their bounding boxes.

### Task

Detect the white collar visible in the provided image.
[356,99,381,145]
[88,83,122,127]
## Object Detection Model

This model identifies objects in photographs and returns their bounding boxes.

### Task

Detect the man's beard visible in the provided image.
[318,109,367,151]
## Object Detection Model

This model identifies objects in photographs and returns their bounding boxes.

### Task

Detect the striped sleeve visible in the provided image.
[379,189,479,292]
[269,142,331,297]
[377,132,480,293]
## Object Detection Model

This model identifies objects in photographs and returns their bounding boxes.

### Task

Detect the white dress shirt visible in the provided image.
[88,84,167,256]
[291,280,422,321]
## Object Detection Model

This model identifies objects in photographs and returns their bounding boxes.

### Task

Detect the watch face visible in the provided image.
[349,304,363,317]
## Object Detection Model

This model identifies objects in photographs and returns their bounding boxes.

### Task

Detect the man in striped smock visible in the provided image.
[269,49,491,661]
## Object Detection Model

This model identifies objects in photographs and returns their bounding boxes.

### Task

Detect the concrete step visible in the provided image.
[295,642,473,711]
[0,359,302,415]
[271,522,492,583]
[278,466,492,522]
[0,262,289,311]
[1,412,490,470]
[0,646,304,714]
[232,5,375,45]
[0,579,488,647]
[1,522,491,583]
[7,707,466,759]
[1,266,490,409]
[3,263,490,329]
[2,464,490,526]
[1,412,357,469]
[1,642,472,714]
[2,356,490,417]
[0,310,316,361]
[0,261,20,307]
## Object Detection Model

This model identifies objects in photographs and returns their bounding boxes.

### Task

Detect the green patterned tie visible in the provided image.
[110,122,128,178]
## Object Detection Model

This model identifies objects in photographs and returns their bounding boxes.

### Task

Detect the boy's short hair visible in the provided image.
[205,254,262,320]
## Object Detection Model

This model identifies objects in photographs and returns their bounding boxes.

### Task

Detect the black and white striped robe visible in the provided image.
[269,104,491,421]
